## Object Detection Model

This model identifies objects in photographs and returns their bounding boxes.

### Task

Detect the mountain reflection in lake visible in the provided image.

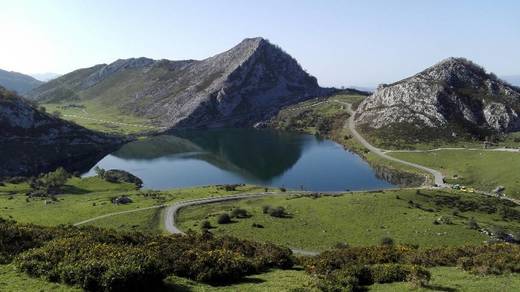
[84,129,394,191]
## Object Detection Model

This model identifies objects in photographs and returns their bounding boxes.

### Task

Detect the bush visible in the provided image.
[28,167,71,195]
[262,205,271,214]
[223,184,238,191]
[217,213,231,224]
[458,252,520,275]
[380,237,395,246]
[268,206,288,218]
[201,220,211,230]
[334,242,350,249]
[3,219,294,288]
[230,208,249,218]
[314,264,430,291]
[467,218,479,230]
[14,237,165,291]
[103,169,143,189]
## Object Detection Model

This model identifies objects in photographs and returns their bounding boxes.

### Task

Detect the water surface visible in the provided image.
[84,129,394,191]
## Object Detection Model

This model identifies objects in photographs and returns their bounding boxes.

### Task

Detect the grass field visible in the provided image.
[389,150,520,199]
[42,100,161,135]
[0,177,263,228]
[371,266,520,292]
[177,189,520,251]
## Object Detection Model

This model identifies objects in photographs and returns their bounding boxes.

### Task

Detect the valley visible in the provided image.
[1,24,520,291]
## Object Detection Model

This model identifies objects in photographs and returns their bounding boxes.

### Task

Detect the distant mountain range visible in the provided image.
[0,69,43,94]
[27,37,327,130]
[0,86,122,177]
[355,58,520,142]
[31,72,61,82]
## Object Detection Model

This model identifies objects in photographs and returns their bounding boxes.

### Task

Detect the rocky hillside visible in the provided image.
[0,87,122,177]
[0,68,43,95]
[28,37,325,129]
[355,58,520,140]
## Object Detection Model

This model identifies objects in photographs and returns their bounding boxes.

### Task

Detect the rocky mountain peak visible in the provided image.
[355,58,520,139]
[27,38,323,129]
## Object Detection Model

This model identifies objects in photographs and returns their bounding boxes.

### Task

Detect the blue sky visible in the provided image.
[0,0,518,87]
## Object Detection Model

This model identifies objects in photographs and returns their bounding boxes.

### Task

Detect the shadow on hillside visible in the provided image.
[423,284,458,291]
[61,185,90,195]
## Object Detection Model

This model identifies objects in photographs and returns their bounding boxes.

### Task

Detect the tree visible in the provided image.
[94,166,105,178]
[29,167,70,195]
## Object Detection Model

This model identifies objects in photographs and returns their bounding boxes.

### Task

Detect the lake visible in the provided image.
[84,129,394,191]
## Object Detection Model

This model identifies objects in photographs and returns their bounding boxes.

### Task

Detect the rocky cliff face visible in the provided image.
[0,87,122,177]
[28,38,325,129]
[355,58,520,137]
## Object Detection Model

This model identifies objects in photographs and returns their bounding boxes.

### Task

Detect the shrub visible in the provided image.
[230,208,249,218]
[458,252,520,275]
[314,264,430,291]
[380,237,395,246]
[201,220,211,230]
[14,237,165,291]
[217,213,231,224]
[223,184,238,191]
[103,169,143,188]
[28,167,71,195]
[262,205,271,214]
[268,206,288,218]
[467,218,479,230]
[334,242,350,249]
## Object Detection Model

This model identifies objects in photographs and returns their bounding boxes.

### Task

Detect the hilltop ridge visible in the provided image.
[27,37,325,130]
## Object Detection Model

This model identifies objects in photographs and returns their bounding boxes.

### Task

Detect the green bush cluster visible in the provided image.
[304,243,520,291]
[230,208,249,218]
[217,213,232,224]
[262,205,289,218]
[94,167,143,188]
[315,264,430,291]
[1,219,294,291]
[27,167,71,196]
[305,244,520,276]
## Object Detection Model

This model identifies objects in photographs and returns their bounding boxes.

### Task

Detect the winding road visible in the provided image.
[333,100,447,187]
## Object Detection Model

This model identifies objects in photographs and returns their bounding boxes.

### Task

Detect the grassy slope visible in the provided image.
[0,177,262,228]
[371,267,520,292]
[0,264,79,292]
[177,189,520,251]
[42,100,159,135]
[389,150,520,199]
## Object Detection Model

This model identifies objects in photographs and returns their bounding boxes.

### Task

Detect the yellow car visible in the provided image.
[467,188,475,193]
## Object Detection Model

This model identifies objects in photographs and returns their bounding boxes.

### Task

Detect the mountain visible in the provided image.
[0,86,122,177]
[0,69,43,95]
[501,75,520,87]
[27,37,325,129]
[31,72,61,82]
[355,58,520,141]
